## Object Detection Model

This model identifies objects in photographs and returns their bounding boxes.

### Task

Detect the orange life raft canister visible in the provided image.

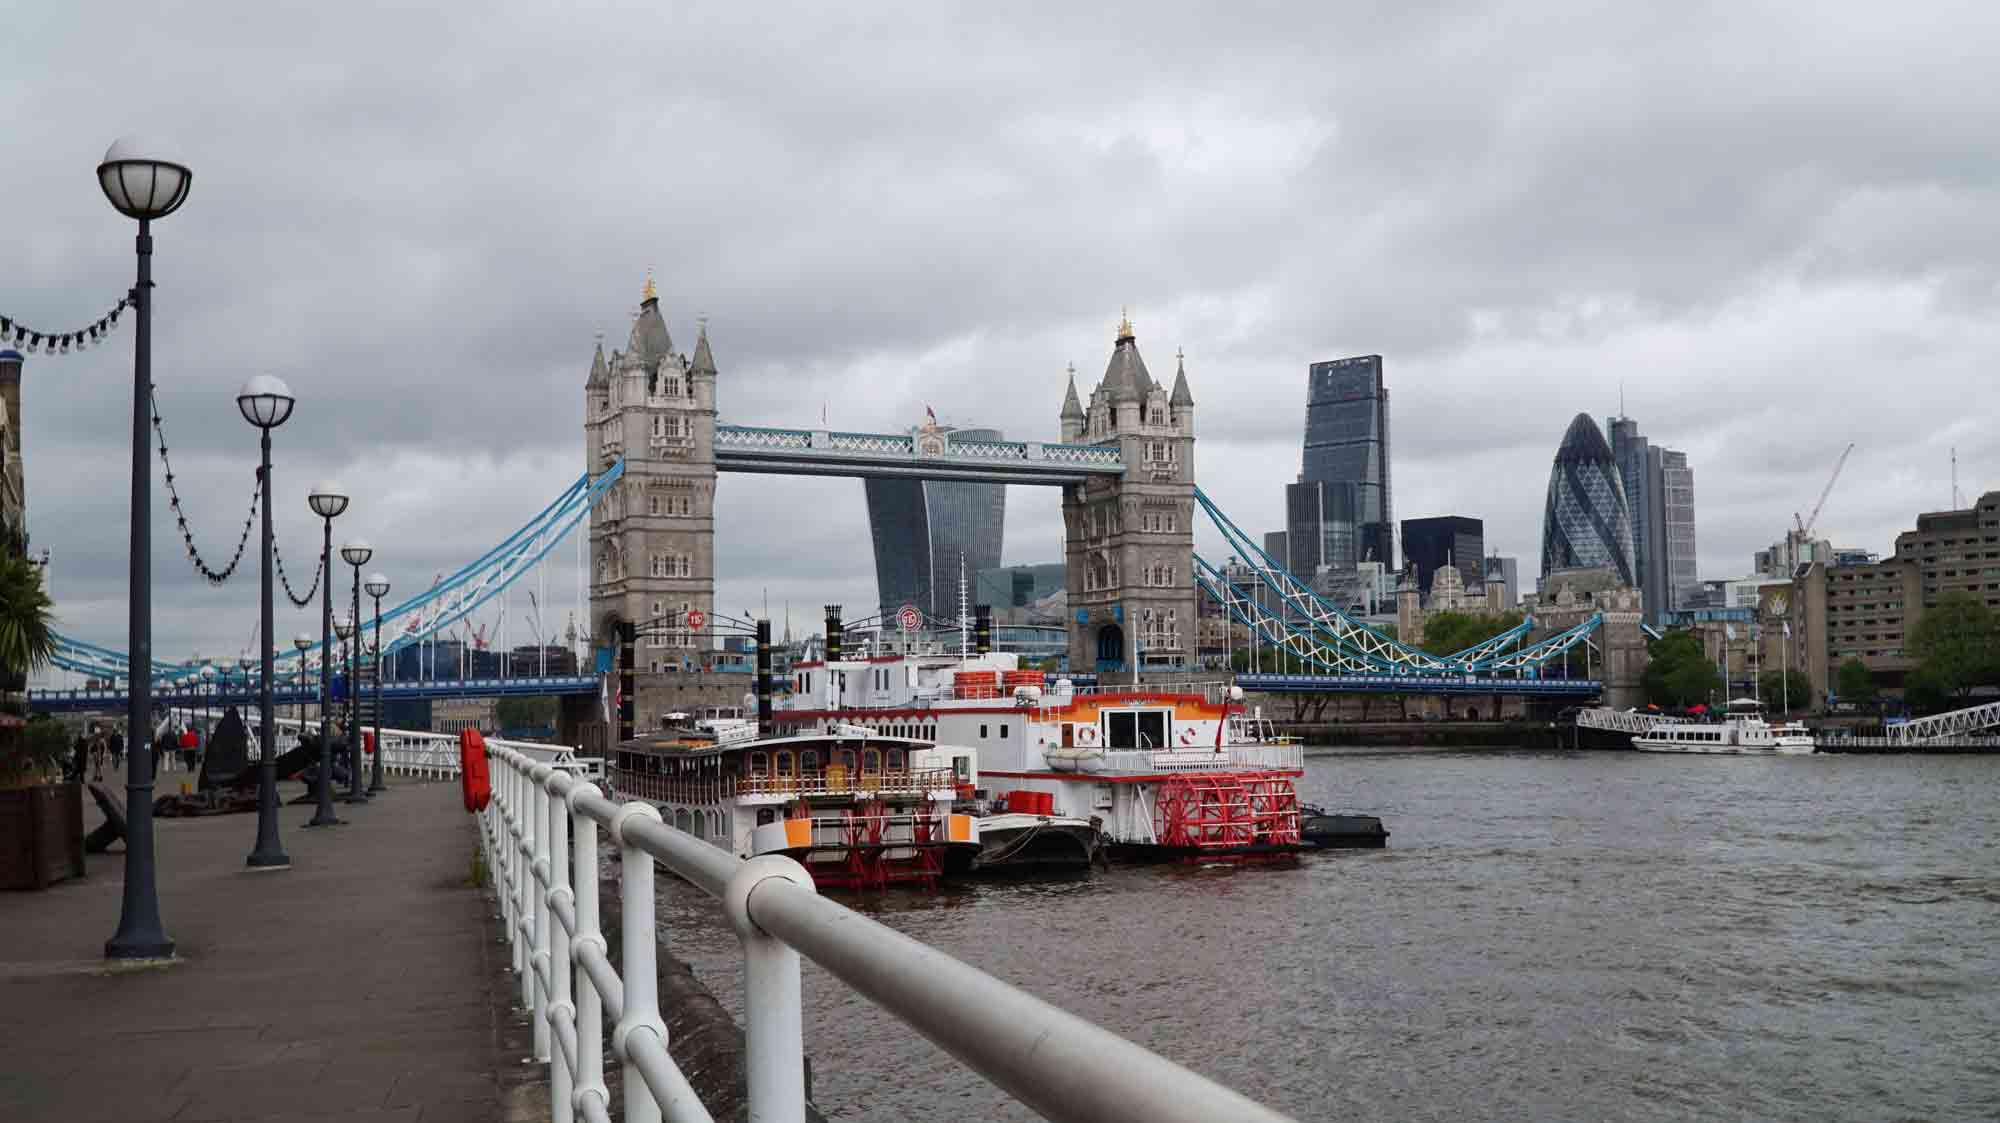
[459,728,492,813]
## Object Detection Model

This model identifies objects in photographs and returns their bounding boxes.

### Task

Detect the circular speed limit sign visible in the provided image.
[685,609,706,631]
[897,604,922,632]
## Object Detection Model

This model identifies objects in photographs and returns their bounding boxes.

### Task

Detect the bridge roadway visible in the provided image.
[0,770,518,1122]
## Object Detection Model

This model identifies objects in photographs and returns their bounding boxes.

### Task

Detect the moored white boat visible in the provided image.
[1632,698,1816,755]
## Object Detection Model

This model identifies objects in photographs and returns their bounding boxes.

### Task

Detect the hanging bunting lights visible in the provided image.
[0,296,132,356]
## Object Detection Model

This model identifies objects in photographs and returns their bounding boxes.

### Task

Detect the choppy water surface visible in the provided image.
[654,748,2000,1121]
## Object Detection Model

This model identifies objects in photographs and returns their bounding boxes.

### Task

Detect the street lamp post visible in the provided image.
[102,136,192,961]
[306,483,348,827]
[239,374,294,869]
[199,664,216,731]
[334,613,357,803]
[293,634,313,726]
[340,541,372,804]
[365,573,390,792]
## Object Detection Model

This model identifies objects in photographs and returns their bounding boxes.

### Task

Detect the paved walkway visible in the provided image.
[0,770,529,1123]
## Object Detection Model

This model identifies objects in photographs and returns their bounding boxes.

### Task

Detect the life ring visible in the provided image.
[1075,725,1101,747]
[459,729,492,813]
[1179,726,1200,746]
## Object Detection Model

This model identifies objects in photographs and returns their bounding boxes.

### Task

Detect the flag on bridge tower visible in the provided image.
[925,404,937,426]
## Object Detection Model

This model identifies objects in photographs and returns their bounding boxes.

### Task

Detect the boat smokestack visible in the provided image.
[974,605,993,655]
[824,604,843,663]
[755,618,773,727]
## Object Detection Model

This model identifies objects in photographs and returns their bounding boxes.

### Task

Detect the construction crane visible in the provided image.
[1794,442,1856,540]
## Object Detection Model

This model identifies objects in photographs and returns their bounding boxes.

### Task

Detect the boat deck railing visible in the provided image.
[608,767,959,805]
[1098,744,1305,773]
[484,743,1292,1123]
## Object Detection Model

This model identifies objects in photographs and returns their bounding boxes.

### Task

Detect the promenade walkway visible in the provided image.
[0,772,520,1123]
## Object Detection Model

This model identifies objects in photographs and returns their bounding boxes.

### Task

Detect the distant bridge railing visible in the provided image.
[33,673,601,712]
[483,742,1293,1123]
[714,423,1124,484]
[1237,672,1603,697]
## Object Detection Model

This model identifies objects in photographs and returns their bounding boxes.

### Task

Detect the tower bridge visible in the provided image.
[37,283,1647,733]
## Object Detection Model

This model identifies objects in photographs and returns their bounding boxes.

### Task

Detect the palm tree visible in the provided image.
[0,548,54,784]
[0,549,54,689]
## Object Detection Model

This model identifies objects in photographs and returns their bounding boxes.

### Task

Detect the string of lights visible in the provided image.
[0,297,132,355]
[272,538,324,608]
[152,388,259,584]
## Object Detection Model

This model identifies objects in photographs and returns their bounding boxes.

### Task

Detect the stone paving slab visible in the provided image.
[0,769,518,1123]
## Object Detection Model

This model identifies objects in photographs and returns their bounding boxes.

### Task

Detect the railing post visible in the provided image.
[610,801,667,1123]
[529,763,555,1065]
[541,769,575,1123]
[568,784,610,1122]
[513,757,533,994]
[722,855,816,1123]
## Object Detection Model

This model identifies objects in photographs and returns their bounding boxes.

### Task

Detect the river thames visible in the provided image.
[655,748,2000,1121]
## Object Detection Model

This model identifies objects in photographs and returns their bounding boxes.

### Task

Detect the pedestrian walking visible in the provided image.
[108,730,124,772]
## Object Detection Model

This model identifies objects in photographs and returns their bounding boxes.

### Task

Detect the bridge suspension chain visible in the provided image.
[152,388,260,585]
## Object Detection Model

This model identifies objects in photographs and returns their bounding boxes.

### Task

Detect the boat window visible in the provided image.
[837,749,857,773]
[1137,710,1167,749]
[863,748,882,774]
[1107,710,1138,749]
[757,808,775,826]
[954,755,971,781]
[980,724,988,739]
[800,750,820,774]
[999,724,1009,739]
[749,751,767,775]
[775,750,793,775]
[887,748,905,770]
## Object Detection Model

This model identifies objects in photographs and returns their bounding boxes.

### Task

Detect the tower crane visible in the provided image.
[1794,442,1856,540]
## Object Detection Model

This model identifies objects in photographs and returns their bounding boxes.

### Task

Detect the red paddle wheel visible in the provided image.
[1154,774,1296,859]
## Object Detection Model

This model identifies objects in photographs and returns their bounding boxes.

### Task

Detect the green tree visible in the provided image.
[1835,657,1877,705]
[1904,666,1952,715]
[1908,592,2000,703]
[1757,669,1810,712]
[1417,611,1525,657]
[1643,629,1719,708]
[0,554,56,784]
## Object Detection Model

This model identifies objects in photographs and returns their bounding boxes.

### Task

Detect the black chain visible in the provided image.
[152,388,259,585]
[272,538,323,608]
[0,297,131,356]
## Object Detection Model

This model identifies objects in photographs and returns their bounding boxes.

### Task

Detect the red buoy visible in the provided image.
[460,729,492,813]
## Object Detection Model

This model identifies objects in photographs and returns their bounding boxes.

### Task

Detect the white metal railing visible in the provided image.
[166,708,592,782]
[1098,744,1305,773]
[484,743,1294,1123]
[1887,699,2000,744]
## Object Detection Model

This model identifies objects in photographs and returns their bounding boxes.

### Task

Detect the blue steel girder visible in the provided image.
[1192,489,1462,672]
[713,424,1122,485]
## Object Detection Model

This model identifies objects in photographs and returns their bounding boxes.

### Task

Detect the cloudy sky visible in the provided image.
[7,1,1998,673]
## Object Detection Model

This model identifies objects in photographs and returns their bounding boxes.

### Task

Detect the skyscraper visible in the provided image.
[1283,478,1359,576]
[1541,413,1636,586]
[1654,446,1698,611]
[1297,356,1393,569]
[864,425,1007,622]
[1608,415,1665,622]
[1400,516,1483,598]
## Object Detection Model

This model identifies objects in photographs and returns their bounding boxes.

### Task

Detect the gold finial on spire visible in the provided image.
[641,268,658,304]
[1116,307,1134,341]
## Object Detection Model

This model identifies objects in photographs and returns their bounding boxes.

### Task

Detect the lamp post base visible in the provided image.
[342,793,371,804]
[104,934,176,961]
[245,851,292,870]
[304,815,344,827]
[367,776,387,794]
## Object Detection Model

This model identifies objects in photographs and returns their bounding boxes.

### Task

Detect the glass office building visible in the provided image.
[864,426,1007,622]
[1541,413,1637,586]
[1299,356,1393,569]
[1400,516,1484,597]
[1283,479,1360,576]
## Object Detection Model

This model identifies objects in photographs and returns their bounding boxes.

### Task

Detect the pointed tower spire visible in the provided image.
[586,333,608,389]
[641,268,658,306]
[1169,346,1194,407]
[1061,361,1083,418]
[691,316,717,375]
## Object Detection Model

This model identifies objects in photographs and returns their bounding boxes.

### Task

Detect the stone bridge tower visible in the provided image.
[583,278,719,742]
[1062,315,1197,674]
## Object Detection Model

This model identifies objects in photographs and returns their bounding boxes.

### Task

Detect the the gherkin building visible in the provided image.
[1540,413,1636,585]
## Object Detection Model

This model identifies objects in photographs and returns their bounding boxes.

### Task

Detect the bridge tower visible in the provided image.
[1063,315,1197,674]
[584,278,719,740]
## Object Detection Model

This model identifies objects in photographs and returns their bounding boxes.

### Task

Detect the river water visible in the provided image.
[653,748,2000,1121]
